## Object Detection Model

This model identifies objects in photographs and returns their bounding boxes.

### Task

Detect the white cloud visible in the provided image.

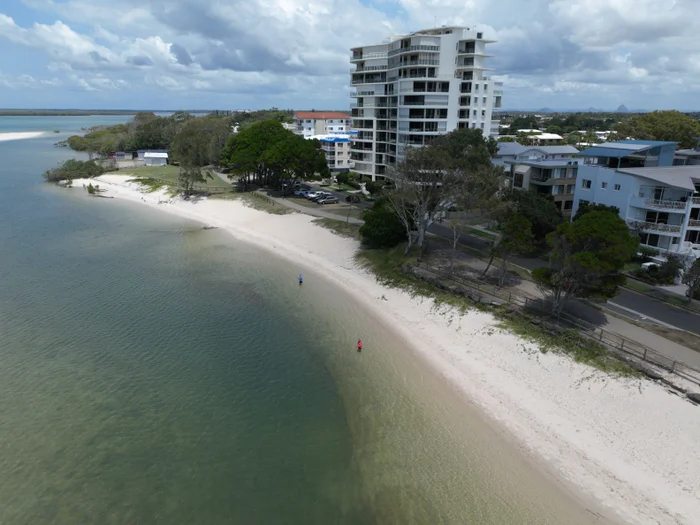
[0,0,698,109]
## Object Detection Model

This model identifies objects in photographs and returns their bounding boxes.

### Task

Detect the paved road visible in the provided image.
[432,222,700,336]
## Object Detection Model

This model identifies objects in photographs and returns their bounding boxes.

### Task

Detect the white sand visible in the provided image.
[75,175,700,524]
[0,131,46,142]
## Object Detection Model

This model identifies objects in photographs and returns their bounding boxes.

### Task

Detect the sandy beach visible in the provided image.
[0,131,46,142]
[73,174,700,525]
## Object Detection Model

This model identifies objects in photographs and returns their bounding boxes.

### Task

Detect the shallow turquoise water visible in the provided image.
[0,117,604,524]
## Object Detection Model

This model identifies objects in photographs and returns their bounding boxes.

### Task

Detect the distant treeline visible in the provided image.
[58,109,294,157]
[0,109,143,116]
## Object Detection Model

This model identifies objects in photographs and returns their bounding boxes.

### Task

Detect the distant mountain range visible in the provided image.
[496,107,660,114]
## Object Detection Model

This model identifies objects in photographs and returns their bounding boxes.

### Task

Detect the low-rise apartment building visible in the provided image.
[294,111,351,138]
[306,132,356,172]
[570,140,700,254]
[502,145,580,216]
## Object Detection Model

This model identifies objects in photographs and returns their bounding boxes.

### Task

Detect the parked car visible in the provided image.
[306,191,322,200]
[345,194,361,203]
[318,196,339,204]
[294,189,308,197]
[310,192,332,202]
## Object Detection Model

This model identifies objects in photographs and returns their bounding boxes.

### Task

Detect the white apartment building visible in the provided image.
[294,111,351,138]
[350,26,502,180]
[306,132,356,172]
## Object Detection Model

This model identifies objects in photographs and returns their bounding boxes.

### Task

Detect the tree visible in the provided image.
[43,159,107,182]
[614,110,700,149]
[429,127,498,169]
[263,134,329,192]
[224,120,291,190]
[682,259,700,303]
[385,146,455,254]
[169,118,232,195]
[532,211,639,314]
[572,202,620,221]
[481,214,535,286]
[359,200,405,248]
[503,189,562,243]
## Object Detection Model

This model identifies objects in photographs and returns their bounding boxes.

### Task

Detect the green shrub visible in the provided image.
[364,180,382,195]
[335,172,349,185]
[87,183,96,194]
[633,246,660,263]
[360,203,405,248]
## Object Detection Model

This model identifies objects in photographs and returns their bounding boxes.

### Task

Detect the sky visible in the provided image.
[0,0,698,111]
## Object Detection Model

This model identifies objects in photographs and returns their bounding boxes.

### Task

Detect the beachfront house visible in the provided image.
[144,151,168,166]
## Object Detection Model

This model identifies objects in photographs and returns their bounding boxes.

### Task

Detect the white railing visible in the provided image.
[393,60,440,67]
[353,65,388,72]
[388,45,440,56]
[351,52,387,61]
[644,199,687,210]
[688,220,700,228]
[630,221,681,234]
[692,197,700,205]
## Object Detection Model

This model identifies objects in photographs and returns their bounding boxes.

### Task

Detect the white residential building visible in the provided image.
[570,140,700,255]
[294,111,351,138]
[306,132,356,172]
[350,26,502,180]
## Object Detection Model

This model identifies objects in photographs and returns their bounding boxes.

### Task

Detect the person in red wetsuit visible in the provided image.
[357,339,363,352]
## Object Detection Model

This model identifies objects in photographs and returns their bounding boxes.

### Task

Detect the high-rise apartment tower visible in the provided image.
[350,26,502,180]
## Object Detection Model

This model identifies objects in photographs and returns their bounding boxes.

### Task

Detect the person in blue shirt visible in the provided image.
[298,274,303,286]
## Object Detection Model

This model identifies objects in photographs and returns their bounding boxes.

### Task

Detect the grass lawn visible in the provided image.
[312,218,362,240]
[464,226,499,240]
[111,165,233,189]
[624,279,654,294]
[209,191,292,215]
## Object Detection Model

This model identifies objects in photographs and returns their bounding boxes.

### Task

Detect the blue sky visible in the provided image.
[0,0,698,111]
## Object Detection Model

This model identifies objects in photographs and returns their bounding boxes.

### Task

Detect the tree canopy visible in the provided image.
[532,211,639,313]
[224,120,329,191]
[359,198,406,248]
[614,110,700,149]
[572,202,620,221]
[384,128,504,254]
[502,189,563,244]
[43,159,107,182]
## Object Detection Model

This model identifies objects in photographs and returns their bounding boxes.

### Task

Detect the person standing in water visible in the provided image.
[298,274,303,286]
[357,339,363,352]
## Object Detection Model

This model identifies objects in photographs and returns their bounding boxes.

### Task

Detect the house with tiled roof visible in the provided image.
[293,111,351,138]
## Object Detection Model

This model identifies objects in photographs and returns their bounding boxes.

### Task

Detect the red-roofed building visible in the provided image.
[294,111,351,138]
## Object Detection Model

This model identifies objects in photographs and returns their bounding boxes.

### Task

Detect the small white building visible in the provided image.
[144,151,168,166]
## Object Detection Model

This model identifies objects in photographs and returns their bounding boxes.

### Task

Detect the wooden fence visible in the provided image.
[416,262,700,386]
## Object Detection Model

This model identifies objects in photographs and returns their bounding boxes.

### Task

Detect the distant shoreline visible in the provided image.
[0,110,210,117]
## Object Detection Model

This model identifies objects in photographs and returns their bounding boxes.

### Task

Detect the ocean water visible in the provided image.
[0,117,604,524]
